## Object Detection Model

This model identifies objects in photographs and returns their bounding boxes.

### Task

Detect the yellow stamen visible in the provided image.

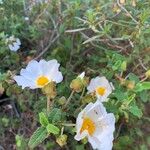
[80,117,95,136]
[96,87,106,96]
[37,76,49,87]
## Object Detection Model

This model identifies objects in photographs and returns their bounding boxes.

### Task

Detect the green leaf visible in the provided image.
[129,105,143,118]
[135,82,150,92]
[128,73,139,83]
[48,108,62,123]
[139,91,149,102]
[39,112,49,127]
[46,124,60,135]
[28,127,48,149]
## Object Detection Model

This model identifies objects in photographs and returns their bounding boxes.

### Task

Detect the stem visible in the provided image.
[47,96,53,112]
[61,127,64,135]
[140,76,148,82]
[74,104,85,115]
[62,123,76,127]
[79,87,85,100]
[64,90,75,108]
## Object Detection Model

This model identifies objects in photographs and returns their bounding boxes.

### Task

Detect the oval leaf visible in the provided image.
[39,112,49,127]
[46,124,60,135]
[28,127,48,149]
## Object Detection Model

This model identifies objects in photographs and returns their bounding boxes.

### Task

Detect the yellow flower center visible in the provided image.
[37,76,49,87]
[96,87,106,96]
[80,117,95,136]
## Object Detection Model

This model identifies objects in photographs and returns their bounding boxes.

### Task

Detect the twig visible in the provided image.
[34,34,60,60]
[63,90,75,108]
[115,122,123,139]
[117,0,139,24]
[0,98,10,103]
[138,59,148,71]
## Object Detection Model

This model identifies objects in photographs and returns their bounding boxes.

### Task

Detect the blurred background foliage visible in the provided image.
[0,0,150,149]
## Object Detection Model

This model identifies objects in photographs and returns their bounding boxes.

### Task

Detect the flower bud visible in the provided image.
[145,70,150,78]
[126,81,135,90]
[56,134,67,147]
[42,82,57,98]
[58,96,66,105]
[81,94,96,104]
[120,78,126,85]
[81,137,88,144]
[70,72,89,93]
[70,78,83,92]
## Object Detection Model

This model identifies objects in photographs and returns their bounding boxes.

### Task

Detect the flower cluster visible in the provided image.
[14,59,115,150]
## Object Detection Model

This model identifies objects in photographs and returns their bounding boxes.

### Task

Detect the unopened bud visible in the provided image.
[58,96,66,105]
[56,134,67,147]
[70,78,83,92]
[145,70,150,78]
[81,94,96,104]
[70,72,89,93]
[81,137,88,144]
[120,78,126,85]
[127,81,135,90]
[42,82,57,98]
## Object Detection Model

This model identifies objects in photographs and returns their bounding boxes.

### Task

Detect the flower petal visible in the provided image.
[13,76,37,89]
[44,59,63,83]
[95,113,115,140]
[74,130,88,141]
[78,72,85,79]
[26,60,42,77]
[85,102,107,121]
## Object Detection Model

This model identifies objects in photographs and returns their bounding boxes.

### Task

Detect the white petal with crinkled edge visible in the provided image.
[87,76,113,102]
[38,59,63,83]
[85,102,107,121]
[94,113,115,140]
[13,76,37,89]
[88,135,113,150]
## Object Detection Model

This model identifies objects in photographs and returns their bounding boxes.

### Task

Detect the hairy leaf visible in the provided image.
[28,127,48,149]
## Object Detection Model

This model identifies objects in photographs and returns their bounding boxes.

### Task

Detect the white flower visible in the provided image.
[7,36,21,52]
[87,76,114,102]
[14,59,63,89]
[75,102,115,150]
[78,72,85,79]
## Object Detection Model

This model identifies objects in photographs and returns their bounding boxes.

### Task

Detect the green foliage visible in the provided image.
[39,112,49,127]
[48,108,63,123]
[0,0,150,149]
[15,135,28,150]
[135,82,150,92]
[28,127,48,149]
[46,124,60,135]
[129,105,143,118]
